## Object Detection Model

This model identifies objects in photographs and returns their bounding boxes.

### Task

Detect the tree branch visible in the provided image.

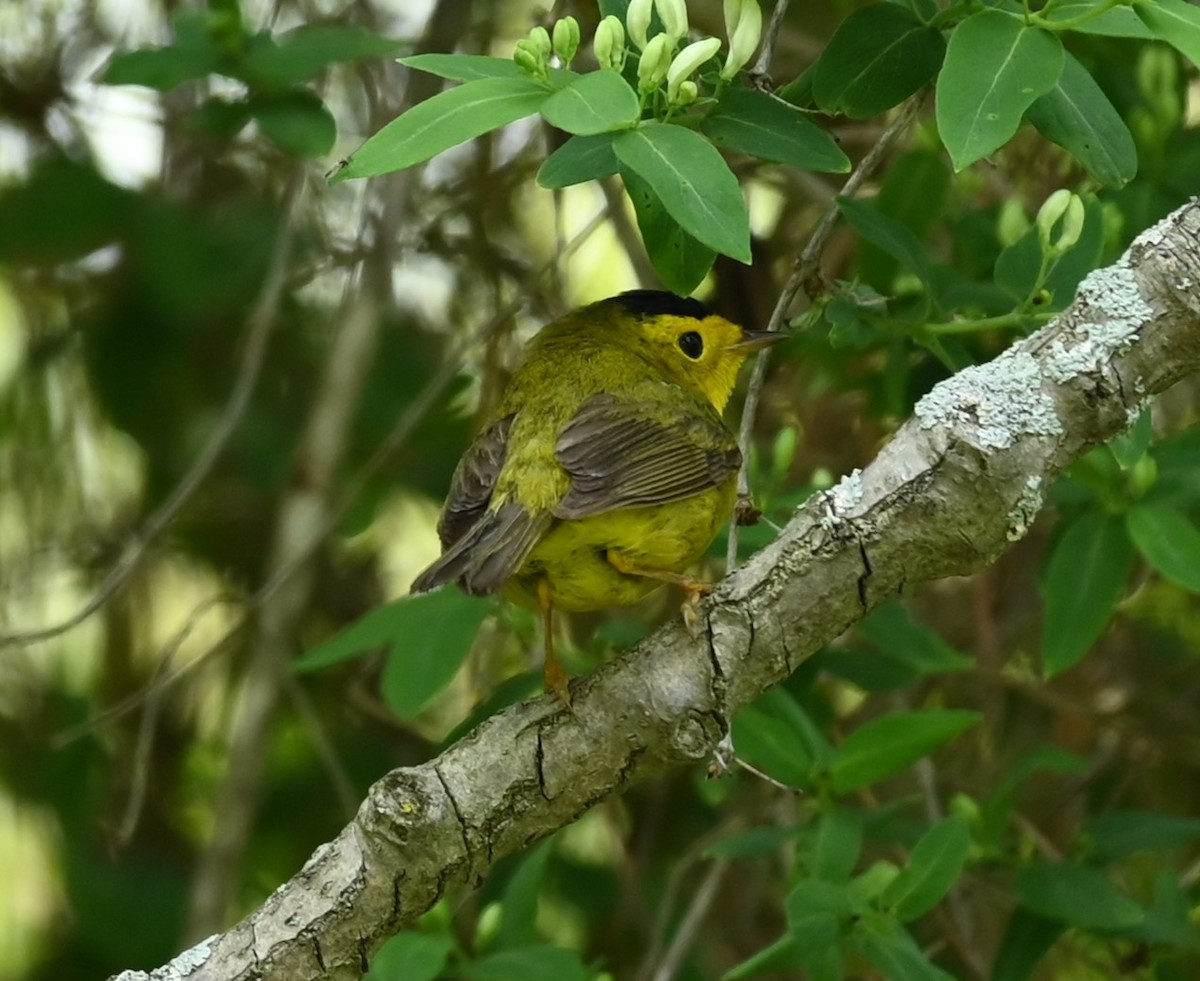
[113,199,1200,981]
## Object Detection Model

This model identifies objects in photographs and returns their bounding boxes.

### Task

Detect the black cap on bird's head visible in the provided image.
[612,289,710,321]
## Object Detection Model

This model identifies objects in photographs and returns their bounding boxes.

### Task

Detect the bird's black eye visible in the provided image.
[678,331,704,359]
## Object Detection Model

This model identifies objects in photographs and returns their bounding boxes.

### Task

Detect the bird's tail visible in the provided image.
[410,502,551,597]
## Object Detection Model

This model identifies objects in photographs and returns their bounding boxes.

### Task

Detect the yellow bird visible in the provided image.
[411,290,782,701]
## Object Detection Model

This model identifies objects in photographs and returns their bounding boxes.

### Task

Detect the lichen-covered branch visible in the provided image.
[113,200,1200,981]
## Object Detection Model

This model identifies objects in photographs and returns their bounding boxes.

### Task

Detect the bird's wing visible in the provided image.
[436,414,514,549]
[554,391,741,520]
[411,413,551,597]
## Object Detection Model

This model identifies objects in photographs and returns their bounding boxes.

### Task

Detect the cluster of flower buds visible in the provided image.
[514,15,581,77]
[590,0,762,108]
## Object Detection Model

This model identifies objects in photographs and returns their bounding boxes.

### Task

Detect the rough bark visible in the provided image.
[113,199,1200,981]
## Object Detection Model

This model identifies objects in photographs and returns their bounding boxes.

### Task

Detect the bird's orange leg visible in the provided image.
[538,578,571,704]
[606,551,713,633]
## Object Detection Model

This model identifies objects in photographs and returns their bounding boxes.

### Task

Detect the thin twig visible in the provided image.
[0,174,306,650]
[726,95,924,569]
[750,0,791,81]
[649,858,730,981]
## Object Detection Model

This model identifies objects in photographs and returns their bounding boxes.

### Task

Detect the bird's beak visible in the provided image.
[733,328,788,352]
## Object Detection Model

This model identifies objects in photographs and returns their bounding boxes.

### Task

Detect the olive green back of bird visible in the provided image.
[410,290,781,613]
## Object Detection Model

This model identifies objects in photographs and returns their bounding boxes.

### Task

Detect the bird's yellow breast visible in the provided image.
[502,479,736,612]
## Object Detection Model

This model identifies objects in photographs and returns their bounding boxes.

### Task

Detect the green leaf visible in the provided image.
[883,814,971,922]
[1042,3,1156,39]
[1137,0,1200,67]
[730,687,832,788]
[365,932,454,981]
[855,602,972,676]
[829,709,981,794]
[461,946,591,981]
[812,3,946,118]
[294,590,489,720]
[401,53,526,82]
[1083,810,1200,862]
[992,909,1065,981]
[1108,408,1152,469]
[496,842,552,950]
[335,76,551,181]
[1127,504,1200,592]
[809,807,863,883]
[243,26,404,87]
[540,70,639,135]
[1027,53,1137,188]
[852,915,956,981]
[837,195,933,286]
[621,165,717,294]
[537,133,619,188]
[104,44,224,90]
[1015,862,1144,930]
[613,121,752,262]
[721,933,807,980]
[249,90,336,157]
[700,86,849,173]
[936,10,1064,171]
[1041,510,1132,675]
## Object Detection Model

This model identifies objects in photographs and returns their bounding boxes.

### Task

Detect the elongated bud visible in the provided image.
[1036,188,1071,239]
[627,0,653,49]
[594,15,626,71]
[552,16,580,65]
[723,0,743,38]
[1057,194,1086,252]
[638,32,673,92]
[655,0,689,40]
[667,36,721,103]
[529,25,552,60]
[513,38,544,77]
[721,0,762,79]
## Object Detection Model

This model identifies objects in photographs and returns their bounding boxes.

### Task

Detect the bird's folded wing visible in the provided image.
[436,414,514,549]
[554,391,741,520]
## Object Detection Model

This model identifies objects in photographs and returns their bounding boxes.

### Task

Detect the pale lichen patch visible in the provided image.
[1044,264,1152,384]
[914,348,1060,449]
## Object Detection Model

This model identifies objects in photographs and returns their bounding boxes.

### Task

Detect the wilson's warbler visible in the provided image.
[412,290,783,701]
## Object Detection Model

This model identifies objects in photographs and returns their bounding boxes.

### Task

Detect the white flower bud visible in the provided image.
[627,0,653,49]
[552,16,580,65]
[594,15,626,72]
[655,0,689,41]
[637,32,673,93]
[721,0,762,79]
[667,37,721,102]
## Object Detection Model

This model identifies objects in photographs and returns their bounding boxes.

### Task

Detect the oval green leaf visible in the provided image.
[1027,53,1137,188]
[400,53,525,82]
[540,69,639,135]
[537,132,620,189]
[701,86,849,173]
[936,10,1064,171]
[829,709,981,794]
[250,91,336,157]
[883,814,971,922]
[1040,510,1132,675]
[1016,862,1144,930]
[621,164,716,295]
[334,76,550,181]
[613,121,752,263]
[812,3,946,119]
[1137,0,1200,67]
[1127,504,1200,593]
[1043,3,1155,39]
